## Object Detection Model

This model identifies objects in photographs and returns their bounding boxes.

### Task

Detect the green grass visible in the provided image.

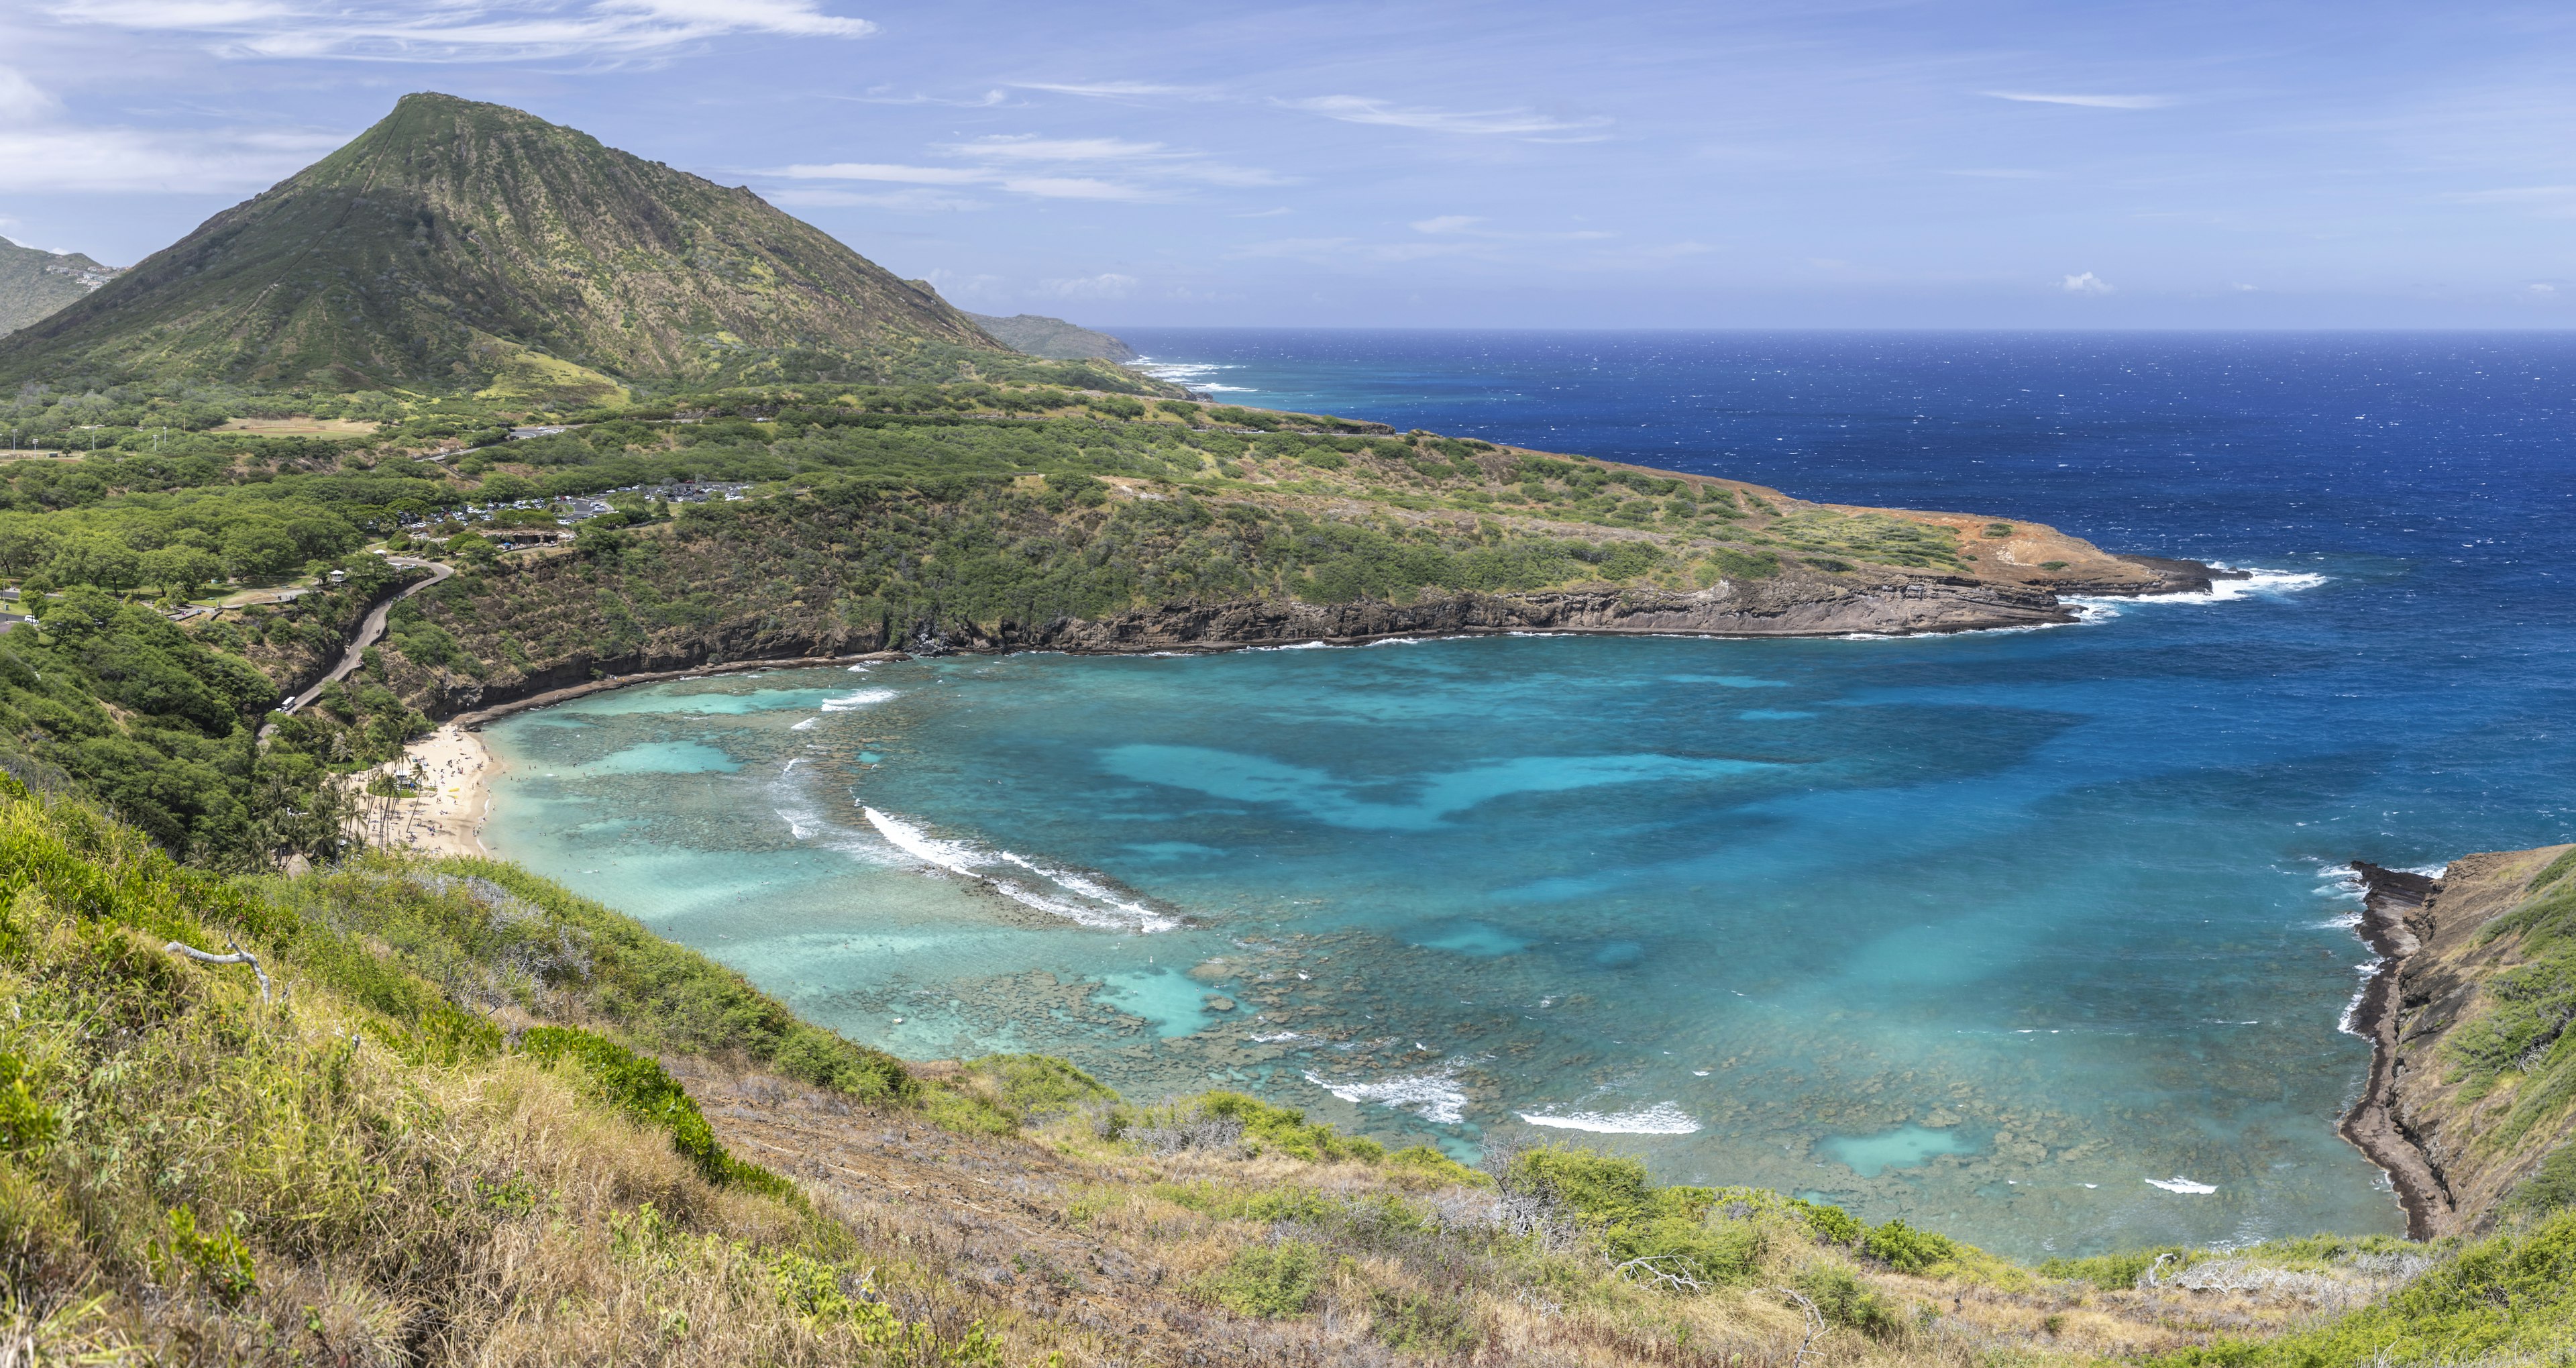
[263,856,916,1102]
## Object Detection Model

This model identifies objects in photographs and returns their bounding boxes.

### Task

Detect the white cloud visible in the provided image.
[827,87,1005,108]
[769,131,1279,203]
[1010,81,1216,100]
[1984,91,2168,109]
[762,160,1166,201]
[936,134,1283,187]
[0,87,343,193]
[1283,95,1611,138]
[2530,282,2559,294]
[0,66,61,121]
[2061,271,2114,294]
[1037,272,1136,299]
[765,187,985,211]
[47,0,875,62]
[775,162,986,184]
[1409,215,1482,234]
[935,136,1172,163]
[996,175,1159,201]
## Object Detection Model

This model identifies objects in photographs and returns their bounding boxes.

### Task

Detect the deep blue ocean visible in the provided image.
[482,332,2576,1259]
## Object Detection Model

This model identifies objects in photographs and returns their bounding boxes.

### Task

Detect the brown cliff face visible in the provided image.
[2355,846,2576,1236]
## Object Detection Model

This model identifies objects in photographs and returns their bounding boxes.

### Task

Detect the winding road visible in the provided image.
[260,558,453,737]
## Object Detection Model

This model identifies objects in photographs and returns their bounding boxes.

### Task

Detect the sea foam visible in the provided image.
[2071,564,2329,614]
[861,807,1179,932]
[2146,1176,2218,1194]
[1516,1102,1703,1135]
[820,688,896,712]
[1303,1068,1468,1124]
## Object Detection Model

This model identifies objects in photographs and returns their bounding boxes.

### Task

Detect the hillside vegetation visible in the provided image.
[0,371,2155,868]
[8,776,2573,1365]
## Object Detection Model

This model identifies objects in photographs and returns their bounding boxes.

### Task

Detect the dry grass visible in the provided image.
[661,1054,2403,1368]
[0,797,2508,1367]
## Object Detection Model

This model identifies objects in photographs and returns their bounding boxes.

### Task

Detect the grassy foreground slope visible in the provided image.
[6,777,2575,1365]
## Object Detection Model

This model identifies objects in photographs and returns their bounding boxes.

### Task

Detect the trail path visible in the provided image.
[260,558,451,737]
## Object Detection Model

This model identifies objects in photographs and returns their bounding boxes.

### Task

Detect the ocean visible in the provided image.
[478,331,2576,1259]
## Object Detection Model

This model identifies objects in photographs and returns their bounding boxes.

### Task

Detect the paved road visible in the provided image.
[261,558,453,735]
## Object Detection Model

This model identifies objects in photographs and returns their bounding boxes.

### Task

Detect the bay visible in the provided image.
[482,331,2576,1258]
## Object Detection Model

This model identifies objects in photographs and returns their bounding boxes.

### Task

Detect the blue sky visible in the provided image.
[3,1,2573,328]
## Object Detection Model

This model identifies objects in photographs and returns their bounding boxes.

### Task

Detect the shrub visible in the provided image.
[1199,1241,1325,1318]
[1505,1145,1654,1226]
[2040,1245,2189,1290]
[1699,548,1779,582]
[1368,1287,1477,1352]
[1864,1218,1959,1273]
[147,1207,258,1305]
[1795,1264,1900,1338]
[1983,523,2015,537]
[962,1052,1116,1123]
[1387,1143,1486,1186]
[1790,1197,1863,1245]
[0,1051,58,1154]
[1195,1091,1384,1163]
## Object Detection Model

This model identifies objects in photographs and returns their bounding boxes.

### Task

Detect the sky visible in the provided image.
[3,1,2574,329]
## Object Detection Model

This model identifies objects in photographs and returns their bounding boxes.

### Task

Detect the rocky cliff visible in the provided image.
[2353,847,2576,1236]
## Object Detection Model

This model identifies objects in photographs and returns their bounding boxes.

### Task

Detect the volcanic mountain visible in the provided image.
[0,93,1001,394]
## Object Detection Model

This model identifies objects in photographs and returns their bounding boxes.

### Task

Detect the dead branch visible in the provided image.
[163,934,270,1002]
[1611,1254,1707,1292]
[1774,1286,1825,1368]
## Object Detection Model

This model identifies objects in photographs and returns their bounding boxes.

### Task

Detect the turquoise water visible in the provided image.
[485,615,2392,1260]
[477,333,2576,1259]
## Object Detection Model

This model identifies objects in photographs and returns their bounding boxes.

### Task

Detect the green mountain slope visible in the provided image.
[0,93,1000,392]
[0,238,120,336]
[965,310,1138,361]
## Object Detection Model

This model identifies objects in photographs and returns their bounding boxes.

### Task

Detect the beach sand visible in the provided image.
[366,725,501,858]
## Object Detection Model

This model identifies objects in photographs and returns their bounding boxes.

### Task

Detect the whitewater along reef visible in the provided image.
[2349,848,2576,1237]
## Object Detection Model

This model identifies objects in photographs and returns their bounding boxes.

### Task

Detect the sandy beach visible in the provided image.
[364,724,501,858]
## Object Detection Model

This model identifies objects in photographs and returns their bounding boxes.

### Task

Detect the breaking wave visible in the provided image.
[861,807,1179,933]
[1515,1102,1703,1135]
[1303,1068,1468,1124]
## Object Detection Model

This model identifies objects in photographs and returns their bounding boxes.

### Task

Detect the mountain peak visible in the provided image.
[0,93,998,390]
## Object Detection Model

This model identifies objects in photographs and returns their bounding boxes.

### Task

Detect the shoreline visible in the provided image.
[370,724,502,859]
[447,651,912,729]
[2341,861,2453,1239]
